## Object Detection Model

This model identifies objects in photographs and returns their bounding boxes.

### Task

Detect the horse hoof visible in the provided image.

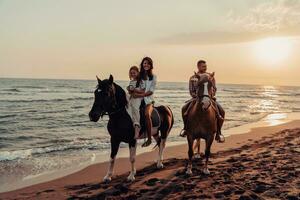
[203,168,210,175]
[127,175,135,182]
[186,169,192,175]
[194,153,201,159]
[103,176,112,183]
[157,162,164,169]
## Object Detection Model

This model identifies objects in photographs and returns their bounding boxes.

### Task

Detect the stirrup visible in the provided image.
[179,129,187,137]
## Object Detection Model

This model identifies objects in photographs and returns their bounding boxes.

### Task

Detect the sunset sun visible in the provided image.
[252,37,293,66]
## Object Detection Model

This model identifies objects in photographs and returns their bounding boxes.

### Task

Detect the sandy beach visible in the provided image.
[2,0,300,199]
[0,114,299,199]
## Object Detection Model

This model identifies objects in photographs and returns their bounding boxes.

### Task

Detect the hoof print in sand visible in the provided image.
[114,183,129,193]
[145,178,160,186]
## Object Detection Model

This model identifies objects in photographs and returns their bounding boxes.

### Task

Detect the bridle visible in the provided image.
[197,94,212,99]
[98,84,123,118]
[196,79,214,111]
[197,79,213,101]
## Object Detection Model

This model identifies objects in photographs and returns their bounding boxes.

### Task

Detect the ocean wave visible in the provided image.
[0,139,111,162]
[39,90,93,94]
[71,105,85,109]
[54,85,80,89]
[15,135,46,140]
[250,111,262,115]
[0,149,33,161]
[80,90,94,93]
[292,108,300,112]
[1,88,21,92]
[16,86,45,89]
[0,97,93,103]
[224,118,249,122]
[0,114,17,119]
[221,88,263,93]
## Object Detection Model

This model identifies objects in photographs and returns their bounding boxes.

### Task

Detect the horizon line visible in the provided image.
[0,76,299,88]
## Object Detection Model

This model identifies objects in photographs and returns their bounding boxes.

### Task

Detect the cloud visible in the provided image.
[227,0,300,32]
[158,0,300,45]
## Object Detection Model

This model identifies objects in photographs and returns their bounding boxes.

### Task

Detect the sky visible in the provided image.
[0,0,300,86]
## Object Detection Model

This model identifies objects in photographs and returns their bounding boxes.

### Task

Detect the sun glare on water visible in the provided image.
[252,37,293,66]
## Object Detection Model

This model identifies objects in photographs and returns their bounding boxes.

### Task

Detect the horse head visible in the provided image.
[196,73,214,111]
[89,75,117,122]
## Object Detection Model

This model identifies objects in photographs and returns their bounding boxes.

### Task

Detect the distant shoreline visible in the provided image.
[1,77,299,87]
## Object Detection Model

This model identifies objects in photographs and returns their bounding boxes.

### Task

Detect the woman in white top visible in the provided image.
[132,57,157,147]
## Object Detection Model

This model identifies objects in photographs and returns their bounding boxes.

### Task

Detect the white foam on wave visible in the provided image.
[0,140,111,162]
[0,149,33,161]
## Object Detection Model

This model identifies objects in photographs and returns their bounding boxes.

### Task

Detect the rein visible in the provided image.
[197,94,211,99]
[108,107,125,117]
[100,84,125,118]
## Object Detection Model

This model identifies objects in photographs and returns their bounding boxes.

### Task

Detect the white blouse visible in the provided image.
[143,75,157,105]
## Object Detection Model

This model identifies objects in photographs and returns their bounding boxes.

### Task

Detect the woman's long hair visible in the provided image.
[139,57,153,81]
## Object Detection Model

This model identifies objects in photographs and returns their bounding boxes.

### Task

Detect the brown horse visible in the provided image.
[182,73,217,175]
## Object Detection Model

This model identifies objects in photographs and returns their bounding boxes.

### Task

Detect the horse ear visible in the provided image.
[96,75,101,84]
[108,74,114,85]
[211,72,215,77]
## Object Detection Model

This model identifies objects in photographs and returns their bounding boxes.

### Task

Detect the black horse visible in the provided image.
[89,75,174,182]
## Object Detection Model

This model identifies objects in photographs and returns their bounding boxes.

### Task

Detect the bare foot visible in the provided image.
[142,139,151,147]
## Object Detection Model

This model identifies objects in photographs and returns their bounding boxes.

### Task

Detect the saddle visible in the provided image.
[138,101,161,137]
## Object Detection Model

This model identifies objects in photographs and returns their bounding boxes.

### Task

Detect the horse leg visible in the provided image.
[180,102,191,137]
[127,142,137,181]
[104,139,120,182]
[193,138,201,159]
[215,102,225,142]
[157,137,166,169]
[156,106,173,169]
[203,137,213,175]
[186,134,194,175]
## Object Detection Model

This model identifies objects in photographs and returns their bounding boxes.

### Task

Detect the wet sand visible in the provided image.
[0,120,299,199]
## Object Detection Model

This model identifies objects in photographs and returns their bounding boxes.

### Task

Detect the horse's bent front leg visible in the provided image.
[186,135,194,175]
[127,142,137,181]
[104,139,120,182]
[157,138,166,169]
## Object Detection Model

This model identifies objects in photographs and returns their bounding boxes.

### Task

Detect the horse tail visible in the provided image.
[168,106,174,130]
[163,106,174,134]
[153,105,174,151]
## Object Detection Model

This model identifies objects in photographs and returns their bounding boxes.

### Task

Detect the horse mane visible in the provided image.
[113,83,128,108]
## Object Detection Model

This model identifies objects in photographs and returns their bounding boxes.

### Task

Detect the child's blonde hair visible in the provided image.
[129,66,141,87]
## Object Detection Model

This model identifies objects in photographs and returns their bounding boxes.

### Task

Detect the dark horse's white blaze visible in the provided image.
[89,75,173,182]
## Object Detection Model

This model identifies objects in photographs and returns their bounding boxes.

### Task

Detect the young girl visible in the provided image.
[133,57,157,147]
[127,66,145,139]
